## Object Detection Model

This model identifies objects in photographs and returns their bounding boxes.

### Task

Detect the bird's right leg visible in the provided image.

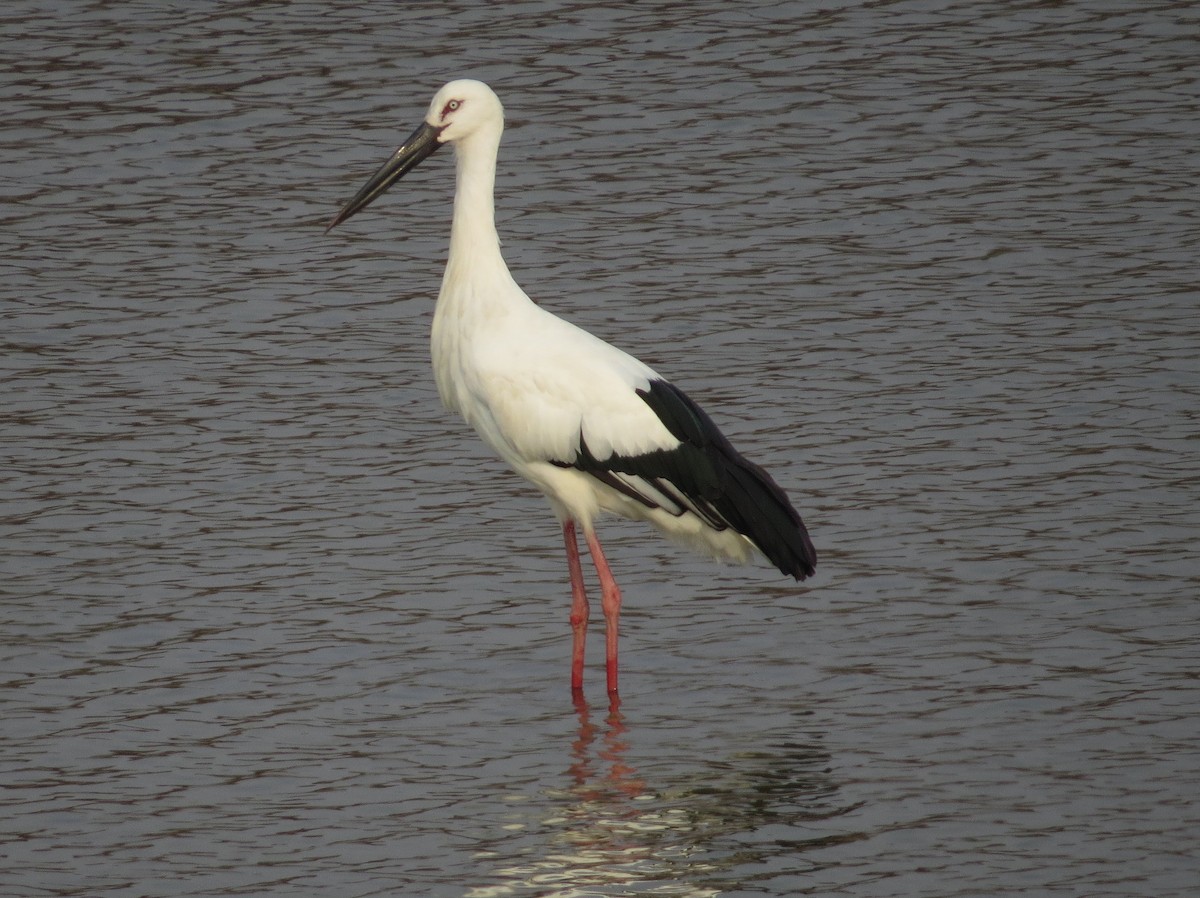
[563,520,589,692]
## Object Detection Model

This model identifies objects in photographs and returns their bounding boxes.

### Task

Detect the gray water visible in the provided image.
[3,1,1197,896]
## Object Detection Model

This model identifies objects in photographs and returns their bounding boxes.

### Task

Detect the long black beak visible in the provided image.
[326,121,443,232]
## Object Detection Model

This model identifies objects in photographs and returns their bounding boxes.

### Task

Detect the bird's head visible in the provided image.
[425,79,504,145]
[326,79,504,232]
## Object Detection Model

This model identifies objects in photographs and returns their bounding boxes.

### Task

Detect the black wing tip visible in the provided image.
[753,496,816,581]
[779,534,818,581]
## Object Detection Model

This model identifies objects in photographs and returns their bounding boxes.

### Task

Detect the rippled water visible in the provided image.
[3,1,1197,896]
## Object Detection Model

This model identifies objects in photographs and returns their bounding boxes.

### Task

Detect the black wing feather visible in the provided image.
[553,379,816,581]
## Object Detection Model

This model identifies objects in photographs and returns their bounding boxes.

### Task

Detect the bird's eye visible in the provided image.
[442,99,462,119]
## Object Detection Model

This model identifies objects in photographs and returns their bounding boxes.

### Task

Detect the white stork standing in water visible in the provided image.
[327,79,816,696]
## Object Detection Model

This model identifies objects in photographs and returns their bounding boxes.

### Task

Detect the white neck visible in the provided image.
[445,126,509,284]
[431,121,530,416]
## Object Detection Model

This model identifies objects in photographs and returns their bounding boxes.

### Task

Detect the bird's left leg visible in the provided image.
[563,520,589,692]
[583,528,622,695]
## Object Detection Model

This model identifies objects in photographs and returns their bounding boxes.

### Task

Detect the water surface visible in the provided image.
[2,2,1197,896]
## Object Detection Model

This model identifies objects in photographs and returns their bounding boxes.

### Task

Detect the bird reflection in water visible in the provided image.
[468,695,722,898]
[565,692,645,804]
[468,691,844,896]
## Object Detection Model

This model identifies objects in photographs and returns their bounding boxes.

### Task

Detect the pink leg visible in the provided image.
[584,528,623,695]
[563,520,589,692]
